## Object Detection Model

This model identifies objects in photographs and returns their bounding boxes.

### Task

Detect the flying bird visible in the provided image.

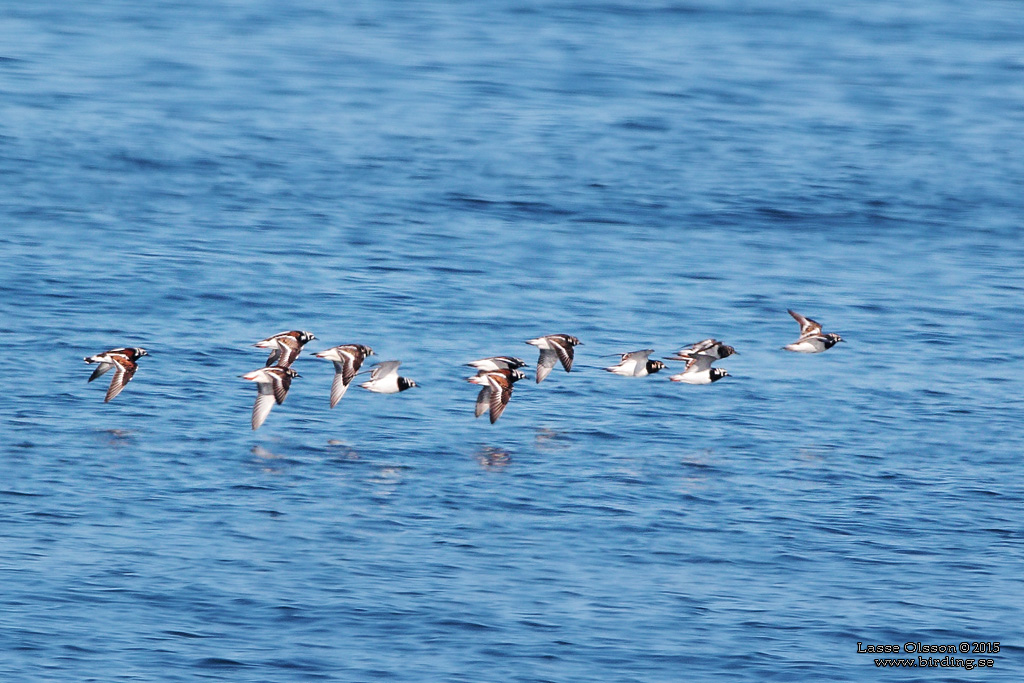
[525,334,581,383]
[360,360,418,394]
[604,349,666,377]
[84,347,149,402]
[668,353,730,385]
[465,356,526,372]
[468,368,526,423]
[664,338,737,362]
[783,310,844,353]
[315,344,374,408]
[241,366,299,430]
[254,330,316,367]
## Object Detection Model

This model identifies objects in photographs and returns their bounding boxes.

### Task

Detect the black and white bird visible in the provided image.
[603,349,666,377]
[467,368,526,423]
[783,310,844,353]
[84,347,149,402]
[254,330,316,367]
[360,360,417,394]
[668,353,730,385]
[314,344,374,408]
[664,338,737,362]
[241,366,299,430]
[465,356,526,372]
[525,334,581,383]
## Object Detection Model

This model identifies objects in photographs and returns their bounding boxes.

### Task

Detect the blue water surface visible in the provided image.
[1,1,1023,681]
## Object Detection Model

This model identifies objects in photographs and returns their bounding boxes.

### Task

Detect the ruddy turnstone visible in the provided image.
[664,338,737,361]
[240,366,299,430]
[668,353,730,384]
[467,368,526,423]
[254,330,316,367]
[359,360,417,394]
[783,309,844,353]
[525,334,581,383]
[84,347,148,402]
[314,344,374,408]
[465,356,526,372]
[603,349,666,377]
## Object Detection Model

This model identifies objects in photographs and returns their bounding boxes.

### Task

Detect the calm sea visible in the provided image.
[2,1,1022,680]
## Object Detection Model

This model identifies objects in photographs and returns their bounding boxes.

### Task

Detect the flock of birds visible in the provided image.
[83,309,844,429]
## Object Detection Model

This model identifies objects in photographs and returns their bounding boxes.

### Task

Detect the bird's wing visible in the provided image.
[104,358,138,402]
[330,363,351,408]
[550,337,575,371]
[677,339,716,356]
[88,362,114,383]
[475,386,491,418]
[273,336,302,367]
[252,391,275,430]
[370,360,401,380]
[788,309,822,336]
[271,371,293,404]
[487,375,512,423]
[683,354,715,373]
[335,350,361,385]
[536,349,558,383]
